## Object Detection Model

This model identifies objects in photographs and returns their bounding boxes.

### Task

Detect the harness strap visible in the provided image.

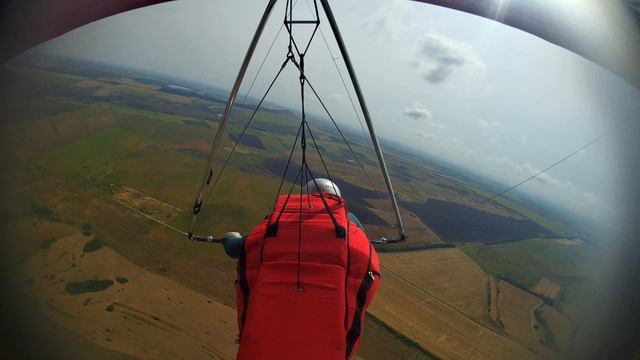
[345,241,374,358]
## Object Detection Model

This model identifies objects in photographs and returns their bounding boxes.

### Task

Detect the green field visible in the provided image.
[460,239,605,324]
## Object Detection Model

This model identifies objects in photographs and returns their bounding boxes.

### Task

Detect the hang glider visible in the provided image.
[0,0,168,63]
[2,0,639,89]
[413,0,640,90]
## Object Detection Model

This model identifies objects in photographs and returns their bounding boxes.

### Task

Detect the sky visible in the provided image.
[32,0,640,225]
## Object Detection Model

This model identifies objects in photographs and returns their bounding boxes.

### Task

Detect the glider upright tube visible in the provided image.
[319,0,406,241]
[189,0,279,236]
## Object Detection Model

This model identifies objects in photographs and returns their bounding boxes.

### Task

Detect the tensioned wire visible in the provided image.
[119,0,634,242]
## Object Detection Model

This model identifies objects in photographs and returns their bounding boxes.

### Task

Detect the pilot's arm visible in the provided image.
[348,212,365,233]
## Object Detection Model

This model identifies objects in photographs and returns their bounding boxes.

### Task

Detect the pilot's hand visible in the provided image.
[224,232,242,239]
[222,232,244,259]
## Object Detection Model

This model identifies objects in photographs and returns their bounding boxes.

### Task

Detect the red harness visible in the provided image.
[236,193,380,359]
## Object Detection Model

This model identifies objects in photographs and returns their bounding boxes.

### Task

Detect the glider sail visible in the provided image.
[4,0,638,89]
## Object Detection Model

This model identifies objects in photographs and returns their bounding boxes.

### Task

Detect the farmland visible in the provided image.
[1,57,442,359]
[402,199,557,243]
[377,249,487,319]
[22,232,239,359]
[460,238,605,355]
[0,56,604,359]
[369,255,540,360]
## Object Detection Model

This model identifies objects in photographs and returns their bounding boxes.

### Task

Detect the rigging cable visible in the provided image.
[240,24,285,105]
[272,121,304,210]
[113,199,187,236]
[379,263,524,349]
[190,0,398,242]
[302,74,386,202]
[303,120,335,189]
[189,0,280,238]
[300,0,387,204]
[240,0,301,105]
[204,57,292,204]
[273,123,302,211]
[477,117,633,206]
[303,0,370,146]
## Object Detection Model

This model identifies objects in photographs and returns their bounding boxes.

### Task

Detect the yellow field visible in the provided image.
[23,232,239,360]
[369,248,540,360]
[379,249,487,318]
[113,186,182,222]
[497,282,557,359]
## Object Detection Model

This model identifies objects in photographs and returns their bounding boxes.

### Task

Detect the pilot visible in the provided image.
[221,178,365,258]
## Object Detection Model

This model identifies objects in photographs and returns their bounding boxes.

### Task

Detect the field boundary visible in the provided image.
[375,242,455,253]
[497,275,554,306]
[366,313,440,360]
[485,236,579,246]
[112,198,187,236]
[380,264,539,357]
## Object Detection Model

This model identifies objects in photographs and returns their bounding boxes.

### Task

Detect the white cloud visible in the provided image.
[414,130,434,141]
[403,102,446,129]
[477,119,501,129]
[412,34,485,84]
[361,0,417,41]
[404,102,433,121]
[486,157,563,186]
[328,93,347,104]
[482,156,608,220]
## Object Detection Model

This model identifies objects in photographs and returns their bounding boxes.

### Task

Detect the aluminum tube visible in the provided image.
[319,0,406,240]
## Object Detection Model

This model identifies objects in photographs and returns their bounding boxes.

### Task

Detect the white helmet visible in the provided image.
[305,178,341,197]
